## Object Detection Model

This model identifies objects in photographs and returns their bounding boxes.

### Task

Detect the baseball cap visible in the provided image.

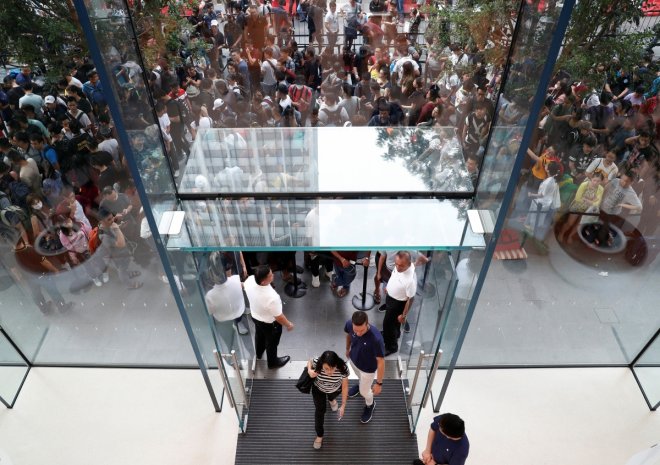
[212,98,224,110]
[211,19,219,26]
[44,95,56,104]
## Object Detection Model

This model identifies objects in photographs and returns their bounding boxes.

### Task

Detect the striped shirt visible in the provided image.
[311,358,349,394]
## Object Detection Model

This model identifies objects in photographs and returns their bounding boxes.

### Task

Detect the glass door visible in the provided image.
[195,251,254,432]
[400,251,459,432]
[0,327,30,408]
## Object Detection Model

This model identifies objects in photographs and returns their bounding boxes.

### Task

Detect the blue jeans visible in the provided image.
[333,264,357,290]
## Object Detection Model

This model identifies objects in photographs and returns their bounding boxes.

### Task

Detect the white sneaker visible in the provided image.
[92,277,103,287]
[324,270,334,280]
[329,399,338,412]
[311,275,320,287]
[102,272,110,283]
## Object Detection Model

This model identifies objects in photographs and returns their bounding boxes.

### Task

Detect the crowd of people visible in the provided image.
[512,63,660,254]
[145,0,495,174]
[0,58,157,314]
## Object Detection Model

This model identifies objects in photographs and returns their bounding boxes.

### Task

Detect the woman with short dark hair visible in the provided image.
[307,350,349,449]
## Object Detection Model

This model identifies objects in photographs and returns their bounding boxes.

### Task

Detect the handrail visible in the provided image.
[230,349,250,408]
[214,350,236,409]
[407,350,427,409]
[421,348,442,408]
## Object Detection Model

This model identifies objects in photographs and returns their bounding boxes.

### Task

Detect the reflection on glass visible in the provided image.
[633,333,660,409]
[167,198,483,250]
[180,127,474,194]
[0,330,29,407]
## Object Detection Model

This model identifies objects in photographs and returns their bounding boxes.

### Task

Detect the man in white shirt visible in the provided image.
[324,2,340,54]
[204,254,250,355]
[381,251,417,356]
[244,265,295,368]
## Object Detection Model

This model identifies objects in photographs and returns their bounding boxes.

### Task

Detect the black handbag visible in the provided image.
[296,367,314,394]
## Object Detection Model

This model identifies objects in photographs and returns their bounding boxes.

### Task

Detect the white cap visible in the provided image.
[44,95,56,104]
[212,98,224,110]
[210,19,219,27]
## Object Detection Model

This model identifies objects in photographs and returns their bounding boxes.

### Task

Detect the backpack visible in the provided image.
[88,226,102,254]
[0,192,27,227]
[8,180,31,210]
[290,85,312,112]
[320,107,344,127]
[30,150,55,180]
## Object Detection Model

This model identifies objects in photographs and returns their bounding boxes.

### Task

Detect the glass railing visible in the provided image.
[179,127,473,195]
[164,197,485,251]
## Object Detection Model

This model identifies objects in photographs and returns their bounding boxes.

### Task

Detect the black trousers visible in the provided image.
[310,254,333,277]
[383,294,406,352]
[311,384,341,437]
[252,318,282,365]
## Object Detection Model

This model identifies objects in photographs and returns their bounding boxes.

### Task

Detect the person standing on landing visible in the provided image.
[344,310,385,424]
[382,250,417,356]
[244,265,294,368]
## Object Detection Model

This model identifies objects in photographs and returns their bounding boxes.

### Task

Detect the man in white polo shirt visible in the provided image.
[244,265,295,368]
[382,251,417,356]
[204,253,249,355]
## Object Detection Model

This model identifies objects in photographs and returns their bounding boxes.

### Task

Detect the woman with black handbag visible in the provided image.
[307,350,349,450]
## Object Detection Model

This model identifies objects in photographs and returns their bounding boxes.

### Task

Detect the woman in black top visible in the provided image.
[307,350,349,449]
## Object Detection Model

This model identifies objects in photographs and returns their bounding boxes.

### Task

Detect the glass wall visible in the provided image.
[0,328,29,408]
[459,0,660,367]
[0,0,194,367]
[632,329,660,410]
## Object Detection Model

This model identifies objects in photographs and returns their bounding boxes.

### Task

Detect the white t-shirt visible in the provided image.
[261,59,278,86]
[68,76,83,88]
[158,113,173,143]
[325,11,339,33]
[99,138,120,164]
[205,275,246,322]
[387,264,417,301]
[244,275,282,323]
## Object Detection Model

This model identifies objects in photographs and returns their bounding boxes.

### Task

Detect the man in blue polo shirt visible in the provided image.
[344,310,385,424]
[414,413,469,465]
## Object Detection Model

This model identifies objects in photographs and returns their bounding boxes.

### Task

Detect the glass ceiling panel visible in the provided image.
[165,198,484,252]
[179,127,474,195]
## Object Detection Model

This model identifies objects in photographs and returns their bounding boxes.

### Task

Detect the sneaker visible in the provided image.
[348,384,360,398]
[360,401,376,423]
[102,272,110,283]
[311,275,320,288]
[378,304,387,313]
[313,438,322,449]
[403,321,410,333]
[92,277,103,287]
[329,399,338,411]
[235,318,249,335]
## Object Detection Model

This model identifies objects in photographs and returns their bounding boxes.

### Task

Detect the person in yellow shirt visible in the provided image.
[559,172,604,243]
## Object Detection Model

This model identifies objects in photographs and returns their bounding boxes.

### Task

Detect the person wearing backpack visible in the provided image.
[6,149,41,196]
[65,97,93,134]
[318,92,349,126]
[29,132,59,171]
